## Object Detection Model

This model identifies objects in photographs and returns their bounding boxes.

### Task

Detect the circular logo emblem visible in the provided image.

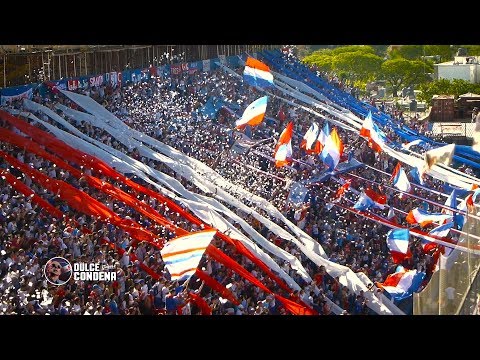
[44,257,72,285]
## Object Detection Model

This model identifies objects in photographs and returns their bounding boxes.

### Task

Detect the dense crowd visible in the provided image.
[0,50,475,315]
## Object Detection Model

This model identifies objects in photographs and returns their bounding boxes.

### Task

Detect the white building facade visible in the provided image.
[435,56,480,83]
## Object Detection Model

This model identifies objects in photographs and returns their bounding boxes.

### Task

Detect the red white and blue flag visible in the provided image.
[386,228,411,263]
[235,96,268,130]
[160,230,216,282]
[274,121,294,168]
[377,268,426,301]
[353,188,386,211]
[243,57,274,88]
[316,121,330,154]
[428,221,454,238]
[406,208,453,227]
[391,163,411,194]
[359,111,387,152]
[320,127,343,170]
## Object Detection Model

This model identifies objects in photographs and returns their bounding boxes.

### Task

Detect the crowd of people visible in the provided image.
[0,49,476,315]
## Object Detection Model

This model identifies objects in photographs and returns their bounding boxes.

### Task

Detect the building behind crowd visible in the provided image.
[435,56,480,83]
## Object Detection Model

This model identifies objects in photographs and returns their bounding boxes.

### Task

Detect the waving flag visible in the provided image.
[235,96,268,130]
[387,207,396,222]
[364,188,387,209]
[424,144,455,169]
[406,208,453,227]
[243,57,274,88]
[316,121,330,154]
[386,228,411,263]
[454,194,474,229]
[442,189,458,215]
[320,127,343,170]
[377,269,426,302]
[300,122,319,153]
[401,139,428,150]
[274,121,293,167]
[409,167,425,186]
[420,239,437,253]
[473,188,480,202]
[391,163,411,194]
[160,230,216,281]
[334,180,351,200]
[428,222,454,238]
[353,188,385,211]
[359,111,387,152]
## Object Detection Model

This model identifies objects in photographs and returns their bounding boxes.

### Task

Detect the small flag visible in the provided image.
[420,238,437,253]
[387,207,395,220]
[316,122,330,154]
[376,268,426,302]
[442,189,458,215]
[353,189,385,211]
[409,167,425,186]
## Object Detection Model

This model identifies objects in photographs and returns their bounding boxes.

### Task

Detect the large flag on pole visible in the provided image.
[428,222,454,238]
[406,208,453,227]
[160,230,216,281]
[243,57,274,88]
[442,189,457,215]
[386,228,411,263]
[235,96,268,130]
[424,144,455,170]
[391,163,411,194]
[353,188,386,211]
[376,269,426,302]
[274,121,294,167]
[359,111,387,152]
[320,127,344,170]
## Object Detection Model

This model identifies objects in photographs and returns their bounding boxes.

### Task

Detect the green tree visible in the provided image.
[417,78,480,105]
[332,51,383,82]
[330,45,376,56]
[296,45,313,59]
[371,45,388,57]
[381,58,432,97]
[460,45,480,56]
[388,45,424,60]
[302,53,333,72]
[424,45,454,62]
